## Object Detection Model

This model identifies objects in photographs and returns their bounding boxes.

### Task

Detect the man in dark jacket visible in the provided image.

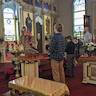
[49,23,65,83]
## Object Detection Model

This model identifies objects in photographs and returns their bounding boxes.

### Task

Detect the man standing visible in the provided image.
[84,27,92,43]
[49,23,65,83]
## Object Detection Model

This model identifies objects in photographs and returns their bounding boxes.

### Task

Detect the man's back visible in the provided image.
[49,33,65,61]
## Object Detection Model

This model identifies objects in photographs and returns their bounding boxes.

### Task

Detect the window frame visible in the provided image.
[73,0,86,38]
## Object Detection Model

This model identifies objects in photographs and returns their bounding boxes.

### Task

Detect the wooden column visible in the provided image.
[41,1,45,53]
[0,0,4,63]
[33,0,37,48]
[0,0,4,37]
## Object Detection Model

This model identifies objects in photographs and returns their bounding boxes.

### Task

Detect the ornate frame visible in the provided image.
[23,11,34,36]
[83,62,96,84]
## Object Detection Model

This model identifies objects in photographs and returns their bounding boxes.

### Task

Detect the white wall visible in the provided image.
[55,0,73,36]
[0,1,4,37]
[86,0,96,35]
[54,0,96,36]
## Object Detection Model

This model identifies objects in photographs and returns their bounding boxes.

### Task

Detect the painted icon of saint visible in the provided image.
[25,13,32,33]
[46,17,50,34]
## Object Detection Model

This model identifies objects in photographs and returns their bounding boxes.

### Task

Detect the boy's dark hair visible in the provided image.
[66,35,72,40]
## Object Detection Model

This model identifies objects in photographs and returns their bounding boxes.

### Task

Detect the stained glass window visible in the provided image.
[73,0,86,38]
[3,8,15,41]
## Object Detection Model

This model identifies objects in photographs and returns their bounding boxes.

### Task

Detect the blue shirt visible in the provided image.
[49,33,65,61]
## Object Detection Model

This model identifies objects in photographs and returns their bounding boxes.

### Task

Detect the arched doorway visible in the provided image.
[35,16,43,53]
[3,1,20,41]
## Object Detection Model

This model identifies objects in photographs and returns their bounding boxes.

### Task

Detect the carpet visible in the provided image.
[66,64,96,96]
[0,63,15,95]
[0,63,96,96]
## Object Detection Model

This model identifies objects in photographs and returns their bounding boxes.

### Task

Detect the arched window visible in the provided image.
[3,1,20,41]
[3,8,16,41]
[73,0,86,38]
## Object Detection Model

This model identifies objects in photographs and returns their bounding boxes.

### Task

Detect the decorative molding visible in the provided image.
[82,62,96,84]
[16,0,34,12]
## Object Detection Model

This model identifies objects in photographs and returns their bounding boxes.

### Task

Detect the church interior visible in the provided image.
[0,0,96,96]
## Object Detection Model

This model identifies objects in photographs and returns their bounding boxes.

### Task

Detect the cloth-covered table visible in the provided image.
[9,76,70,96]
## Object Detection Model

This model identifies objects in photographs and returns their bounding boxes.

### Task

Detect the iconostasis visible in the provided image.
[34,0,53,53]
[0,0,56,62]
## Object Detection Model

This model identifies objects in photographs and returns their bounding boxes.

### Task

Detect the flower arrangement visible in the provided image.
[85,42,96,56]
[9,42,24,57]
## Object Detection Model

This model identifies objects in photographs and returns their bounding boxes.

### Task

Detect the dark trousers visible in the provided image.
[66,54,74,77]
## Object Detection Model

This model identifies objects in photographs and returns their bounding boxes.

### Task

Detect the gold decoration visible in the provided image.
[44,15,51,36]
[23,11,34,36]
[42,0,54,4]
